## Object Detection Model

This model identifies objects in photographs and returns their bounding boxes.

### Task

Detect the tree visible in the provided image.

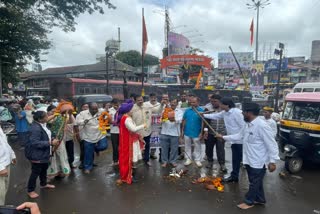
[189,46,204,55]
[115,50,159,67]
[0,0,116,84]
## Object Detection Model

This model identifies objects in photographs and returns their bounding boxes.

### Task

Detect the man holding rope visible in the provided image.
[203,97,245,183]
[75,103,108,174]
[203,94,227,172]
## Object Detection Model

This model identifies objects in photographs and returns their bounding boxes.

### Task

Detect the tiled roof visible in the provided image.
[20,59,135,79]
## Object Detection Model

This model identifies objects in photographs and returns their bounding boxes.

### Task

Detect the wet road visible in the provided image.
[5,137,320,214]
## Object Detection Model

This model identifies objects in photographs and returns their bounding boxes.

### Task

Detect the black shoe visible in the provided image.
[178,155,184,160]
[150,154,157,160]
[206,162,213,169]
[223,176,239,183]
[93,163,98,167]
[254,201,266,205]
[78,164,84,169]
[220,164,228,173]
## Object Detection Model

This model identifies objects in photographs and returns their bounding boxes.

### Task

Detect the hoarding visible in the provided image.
[250,63,264,91]
[218,52,253,69]
[160,54,212,69]
[264,58,288,72]
[168,32,190,55]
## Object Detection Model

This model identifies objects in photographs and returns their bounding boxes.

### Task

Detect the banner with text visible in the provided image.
[218,52,253,69]
[250,63,264,91]
[160,54,212,69]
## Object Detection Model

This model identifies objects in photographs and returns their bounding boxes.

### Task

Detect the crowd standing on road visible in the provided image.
[0,93,280,211]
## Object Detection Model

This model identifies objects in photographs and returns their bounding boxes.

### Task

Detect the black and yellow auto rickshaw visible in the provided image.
[279,92,320,173]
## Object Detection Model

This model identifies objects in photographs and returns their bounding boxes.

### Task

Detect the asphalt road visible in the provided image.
[5,137,320,214]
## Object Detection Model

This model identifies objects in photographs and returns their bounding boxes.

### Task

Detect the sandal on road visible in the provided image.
[28,191,39,199]
[40,184,56,189]
[237,203,254,210]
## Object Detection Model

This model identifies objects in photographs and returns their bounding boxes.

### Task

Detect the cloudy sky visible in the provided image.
[39,0,320,69]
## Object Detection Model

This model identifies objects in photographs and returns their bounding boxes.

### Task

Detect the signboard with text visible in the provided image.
[250,63,264,91]
[264,58,288,72]
[160,54,212,69]
[218,52,253,69]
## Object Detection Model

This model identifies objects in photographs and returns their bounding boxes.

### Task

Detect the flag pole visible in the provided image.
[141,8,145,97]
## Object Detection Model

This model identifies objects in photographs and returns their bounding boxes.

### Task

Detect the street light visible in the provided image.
[247,0,271,62]
[274,42,284,113]
[105,39,119,94]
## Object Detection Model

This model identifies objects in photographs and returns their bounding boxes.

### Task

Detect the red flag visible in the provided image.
[142,11,148,56]
[250,18,254,46]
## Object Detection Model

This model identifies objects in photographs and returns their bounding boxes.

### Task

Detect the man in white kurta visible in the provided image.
[0,127,16,205]
[131,95,164,166]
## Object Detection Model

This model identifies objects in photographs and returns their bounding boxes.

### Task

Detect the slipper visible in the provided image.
[254,201,266,205]
[40,184,55,189]
[237,203,254,210]
[161,163,167,168]
[28,191,39,199]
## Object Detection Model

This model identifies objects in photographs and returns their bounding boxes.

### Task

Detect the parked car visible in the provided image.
[73,94,113,112]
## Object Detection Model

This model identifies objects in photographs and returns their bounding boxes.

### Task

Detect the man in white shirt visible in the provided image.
[203,97,245,182]
[261,107,277,138]
[0,127,16,205]
[131,95,165,166]
[76,102,108,174]
[216,103,279,210]
[160,99,183,167]
[145,93,161,160]
[75,103,89,169]
[109,99,120,165]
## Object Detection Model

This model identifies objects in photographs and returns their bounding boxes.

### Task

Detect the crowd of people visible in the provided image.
[0,92,280,211]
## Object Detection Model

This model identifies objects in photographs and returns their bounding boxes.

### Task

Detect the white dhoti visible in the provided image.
[0,166,10,205]
[132,141,142,163]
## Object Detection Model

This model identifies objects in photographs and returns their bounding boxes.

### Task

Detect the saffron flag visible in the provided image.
[250,18,254,46]
[142,12,148,56]
[195,69,202,89]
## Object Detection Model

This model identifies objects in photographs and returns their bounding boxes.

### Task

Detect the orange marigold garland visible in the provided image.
[54,101,77,116]
[162,107,174,122]
[98,112,111,134]
[192,177,224,193]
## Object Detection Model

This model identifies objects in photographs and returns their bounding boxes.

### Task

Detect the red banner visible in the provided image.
[160,54,212,69]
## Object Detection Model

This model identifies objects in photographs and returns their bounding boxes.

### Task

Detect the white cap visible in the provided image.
[204,128,208,132]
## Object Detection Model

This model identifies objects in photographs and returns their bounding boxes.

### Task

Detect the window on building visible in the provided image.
[85,88,90,94]
[79,88,85,94]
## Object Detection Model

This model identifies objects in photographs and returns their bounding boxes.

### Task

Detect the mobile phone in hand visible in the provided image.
[0,206,30,214]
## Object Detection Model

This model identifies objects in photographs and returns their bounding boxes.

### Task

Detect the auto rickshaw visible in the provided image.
[279,92,320,173]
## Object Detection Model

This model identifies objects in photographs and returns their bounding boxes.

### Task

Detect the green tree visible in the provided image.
[115,50,159,67]
[0,0,116,85]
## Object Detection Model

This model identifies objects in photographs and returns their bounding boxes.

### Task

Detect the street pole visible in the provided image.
[122,70,128,99]
[247,0,270,63]
[105,53,109,94]
[0,58,2,98]
[255,3,260,62]
[274,49,283,113]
